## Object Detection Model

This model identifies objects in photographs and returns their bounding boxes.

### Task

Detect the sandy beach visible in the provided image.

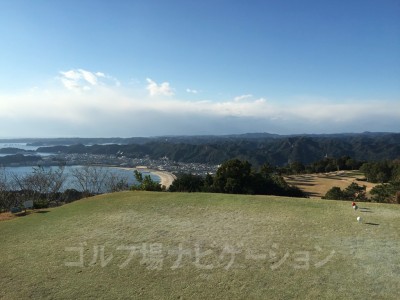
[149,169,177,188]
[117,167,176,188]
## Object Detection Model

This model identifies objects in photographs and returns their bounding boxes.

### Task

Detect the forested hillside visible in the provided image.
[35,132,400,166]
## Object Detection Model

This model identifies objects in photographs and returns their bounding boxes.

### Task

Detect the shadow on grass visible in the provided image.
[292,178,315,183]
[307,192,321,197]
[365,222,379,226]
[293,183,316,187]
[15,211,30,217]
[14,210,50,217]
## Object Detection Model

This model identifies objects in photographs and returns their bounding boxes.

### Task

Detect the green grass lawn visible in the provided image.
[1,191,399,299]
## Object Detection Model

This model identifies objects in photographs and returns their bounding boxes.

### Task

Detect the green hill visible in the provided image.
[1,192,399,299]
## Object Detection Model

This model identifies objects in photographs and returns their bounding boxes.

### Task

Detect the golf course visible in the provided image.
[284,170,377,198]
[1,191,399,299]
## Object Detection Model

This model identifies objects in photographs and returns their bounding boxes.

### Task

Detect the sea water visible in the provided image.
[0,165,160,192]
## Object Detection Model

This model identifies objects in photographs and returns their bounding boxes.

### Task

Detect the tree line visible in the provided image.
[278,156,364,175]
[323,181,400,204]
[359,160,400,183]
[322,160,400,204]
[169,159,306,197]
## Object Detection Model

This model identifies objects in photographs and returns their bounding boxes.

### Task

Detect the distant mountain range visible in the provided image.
[1,131,397,145]
[7,132,396,167]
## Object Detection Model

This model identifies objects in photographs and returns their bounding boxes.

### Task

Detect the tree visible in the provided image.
[46,166,67,204]
[0,167,13,212]
[211,159,306,197]
[370,181,400,203]
[345,158,360,170]
[325,161,337,173]
[269,174,306,197]
[203,173,214,192]
[289,161,305,174]
[260,162,275,176]
[71,166,111,195]
[169,174,204,192]
[132,170,162,191]
[323,182,366,201]
[133,170,143,183]
[166,159,306,198]
[106,173,129,193]
[370,184,392,203]
[360,161,391,183]
[343,182,367,201]
[10,166,67,207]
[213,159,252,194]
[323,187,345,200]
[335,156,346,171]
[392,160,400,182]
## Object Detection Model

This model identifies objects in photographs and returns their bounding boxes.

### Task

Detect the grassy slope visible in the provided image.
[1,192,399,299]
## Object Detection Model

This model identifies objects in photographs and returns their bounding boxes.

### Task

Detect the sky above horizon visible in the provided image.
[0,0,399,138]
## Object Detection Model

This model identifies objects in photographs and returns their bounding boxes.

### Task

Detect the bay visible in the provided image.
[0,143,40,151]
[1,165,160,192]
[0,143,54,157]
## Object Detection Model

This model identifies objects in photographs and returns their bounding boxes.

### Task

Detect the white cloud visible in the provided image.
[59,69,119,91]
[61,70,81,80]
[1,69,399,137]
[255,98,266,104]
[60,77,81,91]
[234,94,253,102]
[146,78,174,96]
[186,88,198,94]
[79,69,99,85]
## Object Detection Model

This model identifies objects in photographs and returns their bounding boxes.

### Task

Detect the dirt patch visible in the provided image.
[0,212,16,221]
[0,210,37,222]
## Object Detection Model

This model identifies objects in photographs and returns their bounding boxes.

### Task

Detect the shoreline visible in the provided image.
[116,166,177,188]
[1,164,177,189]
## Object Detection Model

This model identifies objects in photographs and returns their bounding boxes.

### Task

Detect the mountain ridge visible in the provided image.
[28,132,400,167]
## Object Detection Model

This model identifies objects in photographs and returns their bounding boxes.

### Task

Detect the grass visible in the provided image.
[1,191,399,299]
[285,170,377,198]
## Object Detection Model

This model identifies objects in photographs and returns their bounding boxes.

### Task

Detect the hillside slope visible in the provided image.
[1,192,399,299]
[35,133,400,166]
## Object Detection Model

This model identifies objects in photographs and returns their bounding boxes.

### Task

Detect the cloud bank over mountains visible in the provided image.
[0,69,399,138]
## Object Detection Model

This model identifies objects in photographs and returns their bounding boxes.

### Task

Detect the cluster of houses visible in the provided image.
[4,152,218,176]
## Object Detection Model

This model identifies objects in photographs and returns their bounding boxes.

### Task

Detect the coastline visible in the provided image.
[2,164,177,189]
[116,166,177,188]
[149,169,177,189]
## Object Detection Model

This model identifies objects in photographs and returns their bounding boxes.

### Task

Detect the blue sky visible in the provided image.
[0,0,399,137]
